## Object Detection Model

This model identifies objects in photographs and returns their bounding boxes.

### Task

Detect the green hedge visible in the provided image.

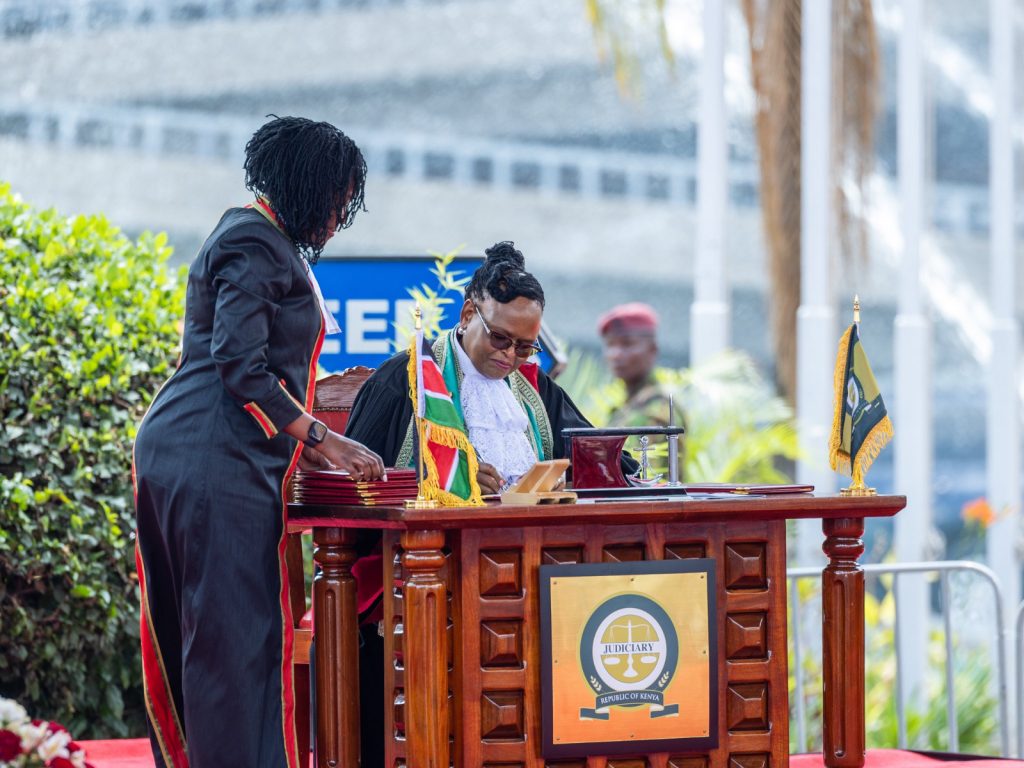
[0,183,184,737]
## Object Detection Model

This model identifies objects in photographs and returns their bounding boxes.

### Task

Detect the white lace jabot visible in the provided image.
[453,338,536,483]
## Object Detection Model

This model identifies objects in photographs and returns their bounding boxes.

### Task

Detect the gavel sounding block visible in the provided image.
[500,459,577,505]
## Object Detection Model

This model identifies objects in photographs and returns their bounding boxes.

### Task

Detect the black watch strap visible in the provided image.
[304,420,328,448]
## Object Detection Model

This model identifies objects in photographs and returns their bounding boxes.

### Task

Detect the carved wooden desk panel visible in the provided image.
[289,495,905,768]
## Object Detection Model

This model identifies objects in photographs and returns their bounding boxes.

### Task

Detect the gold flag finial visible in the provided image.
[406,303,438,509]
[853,295,861,325]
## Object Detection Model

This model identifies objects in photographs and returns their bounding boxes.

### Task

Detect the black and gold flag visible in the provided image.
[829,323,893,486]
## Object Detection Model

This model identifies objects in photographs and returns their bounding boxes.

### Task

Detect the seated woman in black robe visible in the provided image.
[345,241,636,765]
[346,241,637,491]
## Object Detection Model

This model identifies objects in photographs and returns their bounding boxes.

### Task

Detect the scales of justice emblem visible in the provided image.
[578,594,680,720]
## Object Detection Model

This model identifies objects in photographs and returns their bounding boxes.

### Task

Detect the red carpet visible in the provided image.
[78,741,1021,768]
[793,752,1024,768]
[77,740,316,767]
[76,739,153,767]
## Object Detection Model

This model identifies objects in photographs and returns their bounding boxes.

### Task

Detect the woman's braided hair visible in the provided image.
[243,115,367,264]
[465,241,545,308]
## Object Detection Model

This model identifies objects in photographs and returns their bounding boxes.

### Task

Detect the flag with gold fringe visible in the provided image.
[407,327,484,506]
[829,322,894,486]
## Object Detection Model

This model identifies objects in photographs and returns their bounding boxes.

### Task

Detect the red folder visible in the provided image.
[292,468,420,506]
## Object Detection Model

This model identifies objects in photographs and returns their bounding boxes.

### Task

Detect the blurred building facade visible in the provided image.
[0,0,1019,550]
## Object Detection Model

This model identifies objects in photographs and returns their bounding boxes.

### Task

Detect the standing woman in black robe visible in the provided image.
[132,116,384,768]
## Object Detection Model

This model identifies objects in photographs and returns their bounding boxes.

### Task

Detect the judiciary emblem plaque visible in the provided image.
[539,559,717,758]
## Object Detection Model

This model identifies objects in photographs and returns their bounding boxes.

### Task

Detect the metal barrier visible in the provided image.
[788,560,1009,756]
[1016,598,1024,758]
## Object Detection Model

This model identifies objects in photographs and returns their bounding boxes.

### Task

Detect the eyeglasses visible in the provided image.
[472,303,543,358]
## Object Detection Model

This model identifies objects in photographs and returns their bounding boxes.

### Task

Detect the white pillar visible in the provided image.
[690,0,729,365]
[987,0,1019,749]
[795,0,837,566]
[893,0,932,735]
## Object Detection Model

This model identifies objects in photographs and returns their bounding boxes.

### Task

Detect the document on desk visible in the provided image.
[584,493,753,503]
[682,483,814,495]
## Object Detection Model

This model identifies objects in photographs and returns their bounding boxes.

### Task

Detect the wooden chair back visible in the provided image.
[311,366,375,434]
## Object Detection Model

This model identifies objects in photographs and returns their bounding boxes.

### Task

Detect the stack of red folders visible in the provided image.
[291,468,420,506]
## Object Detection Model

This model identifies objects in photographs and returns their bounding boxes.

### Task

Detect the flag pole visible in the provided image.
[407,305,438,509]
[841,294,876,497]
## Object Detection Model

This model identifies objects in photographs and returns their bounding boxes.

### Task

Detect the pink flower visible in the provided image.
[0,728,21,760]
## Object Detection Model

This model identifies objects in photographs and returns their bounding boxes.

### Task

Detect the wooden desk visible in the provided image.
[288,494,905,768]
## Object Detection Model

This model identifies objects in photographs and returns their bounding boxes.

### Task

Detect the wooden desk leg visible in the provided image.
[822,517,866,768]
[400,529,449,768]
[313,527,359,768]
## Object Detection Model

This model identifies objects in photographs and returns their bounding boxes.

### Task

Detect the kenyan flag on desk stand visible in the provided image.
[406,328,484,506]
[828,322,894,486]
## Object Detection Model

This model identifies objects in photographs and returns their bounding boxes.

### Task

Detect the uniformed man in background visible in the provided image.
[598,302,684,479]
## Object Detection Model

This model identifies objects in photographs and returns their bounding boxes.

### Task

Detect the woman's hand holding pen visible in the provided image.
[477,462,505,495]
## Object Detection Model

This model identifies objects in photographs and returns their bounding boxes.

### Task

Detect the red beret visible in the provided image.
[597,302,659,335]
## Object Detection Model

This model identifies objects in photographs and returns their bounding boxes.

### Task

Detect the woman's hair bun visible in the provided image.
[467,241,545,308]
[483,241,526,270]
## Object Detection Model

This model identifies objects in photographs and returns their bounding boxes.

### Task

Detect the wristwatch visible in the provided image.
[304,420,328,448]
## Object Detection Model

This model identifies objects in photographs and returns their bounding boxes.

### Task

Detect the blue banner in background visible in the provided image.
[312,255,562,374]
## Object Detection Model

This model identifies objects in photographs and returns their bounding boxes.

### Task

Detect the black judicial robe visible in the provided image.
[133,207,320,768]
[346,344,639,476]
